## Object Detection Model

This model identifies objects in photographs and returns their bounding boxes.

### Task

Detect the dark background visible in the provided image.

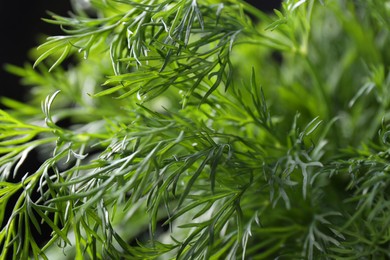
[0,1,72,101]
[0,1,281,103]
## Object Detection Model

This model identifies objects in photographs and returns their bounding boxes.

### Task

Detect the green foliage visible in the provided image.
[1,0,390,259]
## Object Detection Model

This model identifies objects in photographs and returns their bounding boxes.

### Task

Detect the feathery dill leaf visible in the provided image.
[1,0,390,259]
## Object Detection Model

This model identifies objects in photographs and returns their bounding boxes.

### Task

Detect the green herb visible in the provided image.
[1,0,390,259]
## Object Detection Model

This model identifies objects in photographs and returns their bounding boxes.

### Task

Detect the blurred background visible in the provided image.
[0,1,281,103]
[0,1,72,103]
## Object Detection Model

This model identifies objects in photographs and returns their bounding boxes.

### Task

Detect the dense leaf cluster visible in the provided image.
[1,0,390,259]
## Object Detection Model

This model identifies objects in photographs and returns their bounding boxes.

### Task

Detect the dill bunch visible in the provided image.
[1,0,390,259]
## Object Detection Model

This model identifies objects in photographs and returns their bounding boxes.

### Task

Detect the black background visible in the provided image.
[0,1,72,101]
[0,1,281,102]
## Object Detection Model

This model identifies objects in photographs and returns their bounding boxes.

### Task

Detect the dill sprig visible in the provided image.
[1,0,390,259]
